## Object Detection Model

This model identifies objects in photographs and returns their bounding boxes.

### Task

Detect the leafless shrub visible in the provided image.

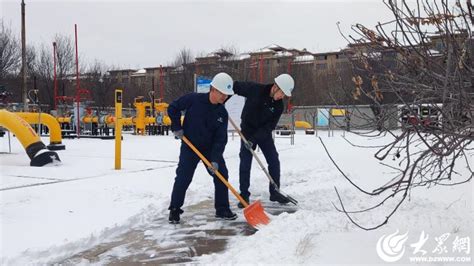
[331,0,474,230]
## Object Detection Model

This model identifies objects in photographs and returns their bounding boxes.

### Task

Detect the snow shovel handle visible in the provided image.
[182,136,249,208]
[228,117,278,188]
[228,117,250,144]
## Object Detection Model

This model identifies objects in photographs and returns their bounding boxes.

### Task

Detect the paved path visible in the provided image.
[58,199,297,264]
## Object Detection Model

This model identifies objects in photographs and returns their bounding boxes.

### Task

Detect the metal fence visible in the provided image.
[279,105,399,131]
[274,105,401,144]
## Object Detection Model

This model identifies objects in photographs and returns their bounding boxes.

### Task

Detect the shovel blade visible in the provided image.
[243,200,270,228]
[283,193,298,205]
[272,187,298,205]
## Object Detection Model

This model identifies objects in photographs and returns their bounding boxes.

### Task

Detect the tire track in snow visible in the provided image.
[0,164,176,192]
[63,154,178,163]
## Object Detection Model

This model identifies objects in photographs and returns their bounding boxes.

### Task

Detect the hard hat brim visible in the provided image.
[281,89,292,97]
[211,85,234,95]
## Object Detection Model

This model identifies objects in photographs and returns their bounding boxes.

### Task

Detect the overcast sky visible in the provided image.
[2,0,393,69]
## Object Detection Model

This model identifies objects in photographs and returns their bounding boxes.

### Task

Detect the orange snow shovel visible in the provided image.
[182,136,270,228]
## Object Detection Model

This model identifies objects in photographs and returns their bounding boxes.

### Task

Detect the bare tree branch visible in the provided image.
[332,0,474,230]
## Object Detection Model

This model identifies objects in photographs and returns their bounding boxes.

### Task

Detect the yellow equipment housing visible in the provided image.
[133,97,152,135]
[294,120,313,129]
[154,102,169,112]
[163,115,171,126]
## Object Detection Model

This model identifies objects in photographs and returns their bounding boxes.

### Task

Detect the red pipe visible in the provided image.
[53,42,57,110]
[252,57,257,81]
[75,24,80,137]
[152,76,155,92]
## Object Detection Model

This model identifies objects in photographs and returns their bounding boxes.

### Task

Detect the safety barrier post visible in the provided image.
[115,89,123,170]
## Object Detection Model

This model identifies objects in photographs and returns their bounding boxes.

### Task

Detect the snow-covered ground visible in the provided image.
[1,130,472,265]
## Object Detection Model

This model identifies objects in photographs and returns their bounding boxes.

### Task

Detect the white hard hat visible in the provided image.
[210,72,234,95]
[274,74,294,97]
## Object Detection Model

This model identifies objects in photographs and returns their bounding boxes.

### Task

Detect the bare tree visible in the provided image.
[168,47,195,100]
[215,45,241,80]
[329,0,474,230]
[54,34,74,98]
[33,44,54,108]
[0,20,20,80]
[84,60,114,111]
[26,45,36,76]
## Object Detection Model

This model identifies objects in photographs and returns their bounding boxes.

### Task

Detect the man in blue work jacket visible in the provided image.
[233,74,295,208]
[168,72,237,224]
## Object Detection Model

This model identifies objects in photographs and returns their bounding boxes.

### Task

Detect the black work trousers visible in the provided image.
[169,144,230,212]
[239,136,280,198]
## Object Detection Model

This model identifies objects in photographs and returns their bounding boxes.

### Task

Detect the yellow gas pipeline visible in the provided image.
[82,116,99,123]
[145,116,156,125]
[100,115,136,126]
[105,115,115,124]
[16,112,65,150]
[98,114,117,126]
[0,109,61,166]
[122,117,133,126]
[57,116,71,123]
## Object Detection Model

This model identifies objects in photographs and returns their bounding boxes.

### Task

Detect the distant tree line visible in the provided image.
[0,19,359,111]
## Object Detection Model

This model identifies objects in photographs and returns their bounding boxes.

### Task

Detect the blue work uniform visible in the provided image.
[168,92,230,213]
[233,81,284,198]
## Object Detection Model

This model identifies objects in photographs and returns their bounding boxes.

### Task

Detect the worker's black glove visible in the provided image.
[244,140,254,151]
[173,129,184,140]
[207,162,219,175]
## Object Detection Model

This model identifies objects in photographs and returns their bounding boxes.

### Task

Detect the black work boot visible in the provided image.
[215,209,238,220]
[270,192,290,204]
[237,194,249,209]
[168,208,183,224]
